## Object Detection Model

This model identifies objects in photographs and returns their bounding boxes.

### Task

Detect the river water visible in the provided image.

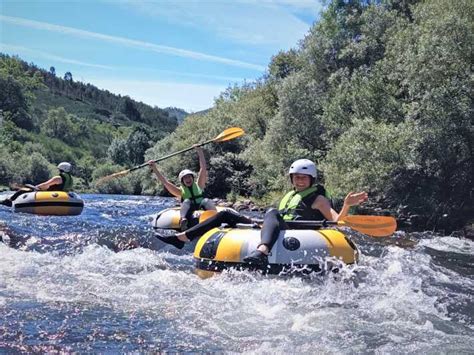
[0,194,473,353]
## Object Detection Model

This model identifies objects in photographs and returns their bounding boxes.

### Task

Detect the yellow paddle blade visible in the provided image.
[213,127,245,142]
[339,215,397,237]
[199,210,218,223]
[9,183,24,191]
[9,183,34,192]
[95,169,131,185]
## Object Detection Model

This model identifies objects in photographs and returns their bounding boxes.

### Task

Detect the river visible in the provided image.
[0,194,473,353]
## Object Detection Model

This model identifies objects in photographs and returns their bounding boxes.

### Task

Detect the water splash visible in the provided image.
[0,194,473,352]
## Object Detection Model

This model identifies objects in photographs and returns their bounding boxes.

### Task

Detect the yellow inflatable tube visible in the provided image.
[194,226,358,276]
[13,191,84,216]
[152,206,237,230]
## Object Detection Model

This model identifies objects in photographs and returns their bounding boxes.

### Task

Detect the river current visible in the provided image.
[0,194,473,353]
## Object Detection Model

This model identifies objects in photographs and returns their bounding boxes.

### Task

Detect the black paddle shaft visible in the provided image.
[128,140,211,173]
[249,218,335,228]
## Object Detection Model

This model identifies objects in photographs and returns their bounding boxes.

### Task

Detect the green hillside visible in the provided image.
[0,53,178,192]
[1,0,472,232]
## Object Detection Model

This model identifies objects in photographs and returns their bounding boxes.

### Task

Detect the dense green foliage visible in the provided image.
[147,0,473,231]
[0,54,179,191]
[1,0,472,231]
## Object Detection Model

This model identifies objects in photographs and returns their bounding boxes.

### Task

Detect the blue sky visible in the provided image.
[0,0,322,112]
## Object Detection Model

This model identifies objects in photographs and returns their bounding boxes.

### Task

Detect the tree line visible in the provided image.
[144,0,473,231]
[0,0,472,232]
[0,53,179,192]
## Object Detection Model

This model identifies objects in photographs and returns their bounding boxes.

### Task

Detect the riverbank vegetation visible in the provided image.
[146,0,473,232]
[1,0,472,232]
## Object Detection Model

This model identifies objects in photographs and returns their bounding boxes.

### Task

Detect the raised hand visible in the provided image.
[344,191,368,207]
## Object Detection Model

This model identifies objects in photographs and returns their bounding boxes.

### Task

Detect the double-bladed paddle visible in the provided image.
[198,210,397,237]
[9,183,36,192]
[97,127,245,184]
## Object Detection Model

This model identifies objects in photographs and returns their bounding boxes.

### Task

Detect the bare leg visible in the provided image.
[200,198,217,211]
[180,199,192,219]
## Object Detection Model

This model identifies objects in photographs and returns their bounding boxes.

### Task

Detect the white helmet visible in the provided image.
[57,162,72,173]
[289,159,317,178]
[178,169,196,181]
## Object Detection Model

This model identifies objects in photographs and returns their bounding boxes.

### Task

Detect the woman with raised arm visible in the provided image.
[156,159,367,253]
[243,159,368,265]
[149,145,216,231]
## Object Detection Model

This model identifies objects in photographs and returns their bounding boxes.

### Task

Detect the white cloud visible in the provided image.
[259,0,322,12]
[0,43,115,70]
[88,78,225,112]
[0,43,246,83]
[0,15,265,71]
[121,0,321,47]
[140,69,245,84]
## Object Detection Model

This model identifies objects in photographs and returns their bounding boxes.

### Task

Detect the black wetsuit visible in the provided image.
[184,210,253,241]
[259,186,327,251]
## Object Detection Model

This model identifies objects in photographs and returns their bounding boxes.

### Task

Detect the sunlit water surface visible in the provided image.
[0,194,473,353]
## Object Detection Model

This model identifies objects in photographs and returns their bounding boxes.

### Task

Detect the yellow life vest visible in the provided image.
[278,185,326,221]
[180,182,204,205]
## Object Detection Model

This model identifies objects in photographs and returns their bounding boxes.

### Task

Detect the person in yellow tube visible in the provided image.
[156,159,367,255]
[0,162,74,207]
[148,145,216,231]
[243,159,367,265]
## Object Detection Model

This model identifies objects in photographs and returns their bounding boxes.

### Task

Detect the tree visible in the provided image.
[64,71,73,81]
[0,54,44,94]
[0,75,27,117]
[126,128,151,165]
[107,137,129,166]
[321,0,473,229]
[0,75,34,130]
[50,66,56,76]
[28,152,52,183]
[121,97,141,121]
[268,49,302,80]
[41,107,78,142]
[92,162,143,195]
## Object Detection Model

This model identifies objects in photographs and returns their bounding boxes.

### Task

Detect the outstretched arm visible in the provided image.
[336,191,368,220]
[313,191,368,222]
[195,145,208,189]
[36,176,63,191]
[148,161,181,197]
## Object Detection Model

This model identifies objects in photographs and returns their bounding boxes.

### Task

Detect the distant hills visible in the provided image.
[0,53,184,191]
[163,107,188,123]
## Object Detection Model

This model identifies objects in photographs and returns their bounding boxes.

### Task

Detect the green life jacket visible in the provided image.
[278,185,326,221]
[180,182,204,206]
[48,172,73,192]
